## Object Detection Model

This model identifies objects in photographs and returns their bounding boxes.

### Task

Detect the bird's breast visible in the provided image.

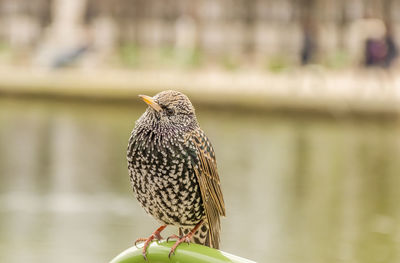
[127,133,204,225]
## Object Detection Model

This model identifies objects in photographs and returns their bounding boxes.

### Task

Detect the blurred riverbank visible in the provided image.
[0,66,399,117]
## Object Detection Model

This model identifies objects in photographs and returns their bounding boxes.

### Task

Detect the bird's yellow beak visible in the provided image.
[138,95,162,112]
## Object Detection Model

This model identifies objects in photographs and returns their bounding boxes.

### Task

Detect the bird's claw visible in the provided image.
[168,235,192,258]
[142,252,148,261]
[135,234,163,260]
[134,238,147,247]
[133,236,154,260]
[134,225,167,260]
[166,234,180,242]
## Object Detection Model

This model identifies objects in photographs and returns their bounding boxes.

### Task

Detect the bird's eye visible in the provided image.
[166,108,174,116]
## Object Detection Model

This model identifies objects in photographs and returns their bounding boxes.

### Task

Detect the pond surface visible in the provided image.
[0,97,400,263]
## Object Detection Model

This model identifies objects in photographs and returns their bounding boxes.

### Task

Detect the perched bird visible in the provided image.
[127,90,226,259]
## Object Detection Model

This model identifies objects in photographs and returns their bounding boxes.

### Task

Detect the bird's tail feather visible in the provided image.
[179,222,219,249]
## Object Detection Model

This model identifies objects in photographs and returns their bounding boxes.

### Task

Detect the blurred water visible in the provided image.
[0,98,400,263]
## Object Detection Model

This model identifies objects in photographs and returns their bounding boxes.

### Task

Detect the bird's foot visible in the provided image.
[167,220,204,258]
[167,234,192,258]
[134,225,167,260]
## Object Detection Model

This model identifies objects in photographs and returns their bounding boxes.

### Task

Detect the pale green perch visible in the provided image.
[110,241,256,263]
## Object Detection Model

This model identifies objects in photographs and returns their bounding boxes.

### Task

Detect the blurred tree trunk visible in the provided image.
[297,0,317,64]
[242,0,256,58]
[383,0,393,23]
[337,0,347,50]
[191,0,203,52]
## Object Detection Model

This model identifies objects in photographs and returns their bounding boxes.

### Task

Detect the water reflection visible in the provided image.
[0,98,399,263]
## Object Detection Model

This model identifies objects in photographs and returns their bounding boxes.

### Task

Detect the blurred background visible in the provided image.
[1,0,400,263]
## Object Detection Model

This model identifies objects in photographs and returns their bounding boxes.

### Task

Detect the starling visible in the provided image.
[127,90,226,258]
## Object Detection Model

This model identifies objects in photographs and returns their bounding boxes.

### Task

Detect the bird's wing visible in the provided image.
[186,129,226,248]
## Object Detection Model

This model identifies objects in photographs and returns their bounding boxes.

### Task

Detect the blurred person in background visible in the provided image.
[363,18,398,68]
[300,19,317,65]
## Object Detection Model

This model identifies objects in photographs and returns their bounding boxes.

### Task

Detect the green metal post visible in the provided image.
[110,241,256,263]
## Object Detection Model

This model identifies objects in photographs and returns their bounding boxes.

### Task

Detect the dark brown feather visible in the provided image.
[187,129,226,248]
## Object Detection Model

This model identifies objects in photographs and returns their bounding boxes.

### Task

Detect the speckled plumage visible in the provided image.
[127,90,225,253]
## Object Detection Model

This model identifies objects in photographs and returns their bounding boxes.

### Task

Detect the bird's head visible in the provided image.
[137,90,198,132]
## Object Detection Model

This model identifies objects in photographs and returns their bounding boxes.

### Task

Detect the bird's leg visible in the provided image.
[168,220,204,258]
[135,225,167,260]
